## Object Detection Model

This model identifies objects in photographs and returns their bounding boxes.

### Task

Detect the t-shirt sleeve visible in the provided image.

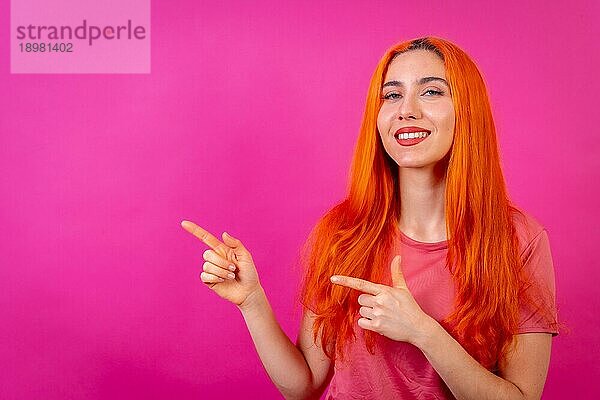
[517,229,559,336]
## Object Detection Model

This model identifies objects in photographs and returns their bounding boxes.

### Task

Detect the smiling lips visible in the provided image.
[394,126,431,147]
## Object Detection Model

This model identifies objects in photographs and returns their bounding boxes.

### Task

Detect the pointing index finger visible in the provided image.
[181,220,225,252]
[330,275,383,295]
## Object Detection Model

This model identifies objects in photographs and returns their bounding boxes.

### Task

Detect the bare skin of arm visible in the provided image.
[417,319,553,400]
[239,289,334,400]
[181,221,333,400]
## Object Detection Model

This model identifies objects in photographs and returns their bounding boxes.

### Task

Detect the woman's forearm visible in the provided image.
[238,286,315,400]
[415,318,524,400]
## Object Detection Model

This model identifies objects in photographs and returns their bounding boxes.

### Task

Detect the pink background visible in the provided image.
[1,0,598,398]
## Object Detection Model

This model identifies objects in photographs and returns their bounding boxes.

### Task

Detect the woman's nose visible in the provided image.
[396,95,421,120]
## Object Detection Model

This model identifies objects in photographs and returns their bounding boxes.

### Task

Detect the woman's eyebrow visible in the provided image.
[382,77,449,88]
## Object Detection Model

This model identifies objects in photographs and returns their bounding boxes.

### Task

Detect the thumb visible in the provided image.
[390,255,406,288]
[222,231,241,247]
[222,232,249,261]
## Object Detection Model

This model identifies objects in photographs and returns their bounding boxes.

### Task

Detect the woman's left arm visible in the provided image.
[416,318,552,400]
[331,255,553,400]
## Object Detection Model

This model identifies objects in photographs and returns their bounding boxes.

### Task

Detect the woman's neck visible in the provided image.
[398,165,447,243]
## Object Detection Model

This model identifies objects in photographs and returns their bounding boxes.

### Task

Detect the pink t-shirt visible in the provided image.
[325,211,559,400]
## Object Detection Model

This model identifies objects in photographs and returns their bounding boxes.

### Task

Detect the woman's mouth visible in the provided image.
[395,131,431,146]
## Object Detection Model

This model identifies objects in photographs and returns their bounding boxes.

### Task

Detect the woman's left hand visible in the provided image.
[330,255,435,346]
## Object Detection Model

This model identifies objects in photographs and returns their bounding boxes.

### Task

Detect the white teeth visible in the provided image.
[397,131,429,140]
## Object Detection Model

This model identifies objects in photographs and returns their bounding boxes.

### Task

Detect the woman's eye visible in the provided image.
[382,92,400,100]
[424,89,444,96]
[382,89,444,100]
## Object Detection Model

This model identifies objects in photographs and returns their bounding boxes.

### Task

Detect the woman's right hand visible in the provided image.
[181,220,262,308]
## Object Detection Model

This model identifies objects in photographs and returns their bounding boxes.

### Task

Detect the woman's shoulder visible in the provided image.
[510,207,548,256]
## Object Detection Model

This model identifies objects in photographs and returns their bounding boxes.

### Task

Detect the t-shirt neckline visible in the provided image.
[398,229,448,251]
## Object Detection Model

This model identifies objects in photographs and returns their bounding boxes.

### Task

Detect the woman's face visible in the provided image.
[377,50,455,169]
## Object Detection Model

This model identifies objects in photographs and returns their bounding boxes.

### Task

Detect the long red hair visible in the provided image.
[297,36,559,371]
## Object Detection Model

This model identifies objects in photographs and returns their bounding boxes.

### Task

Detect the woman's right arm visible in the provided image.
[239,287,333,400]
[180,220,333,400]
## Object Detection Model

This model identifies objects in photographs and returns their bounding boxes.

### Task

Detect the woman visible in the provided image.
[181,36,560,399]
